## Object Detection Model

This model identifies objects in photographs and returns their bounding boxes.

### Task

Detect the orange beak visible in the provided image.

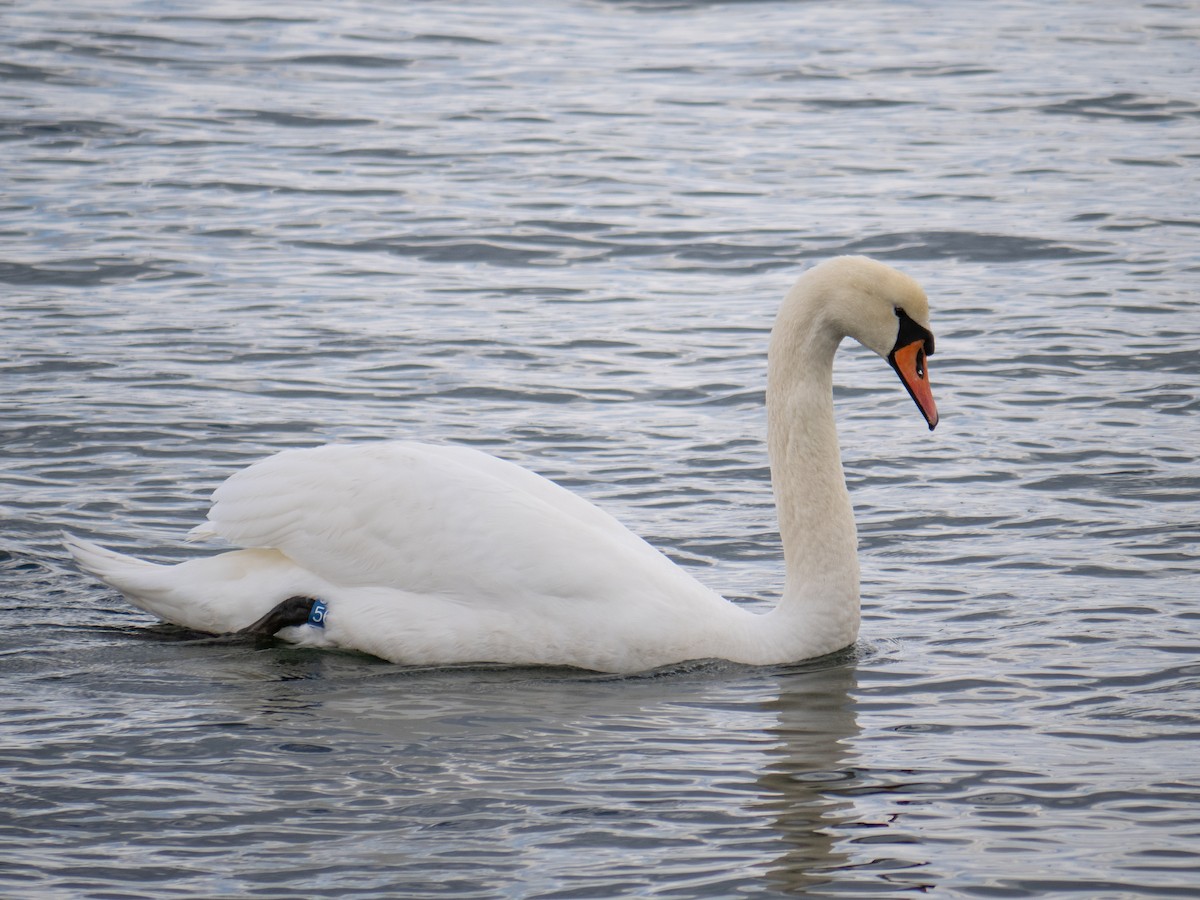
[889,339,938,430]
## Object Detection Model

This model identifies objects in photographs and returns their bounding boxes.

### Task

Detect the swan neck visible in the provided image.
[764,298,860,655]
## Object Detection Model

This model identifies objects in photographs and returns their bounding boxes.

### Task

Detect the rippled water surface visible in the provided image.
[3,0,1199,896]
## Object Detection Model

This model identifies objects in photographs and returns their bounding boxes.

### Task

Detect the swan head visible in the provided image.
[786,256,939,430]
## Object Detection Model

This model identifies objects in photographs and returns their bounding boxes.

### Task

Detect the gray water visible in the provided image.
[3,0,1199,896]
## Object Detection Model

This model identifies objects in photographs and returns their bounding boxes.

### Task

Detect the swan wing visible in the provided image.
[193,442,691,604]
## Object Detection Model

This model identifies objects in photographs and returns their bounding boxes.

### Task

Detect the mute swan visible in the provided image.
[66,255,938,674]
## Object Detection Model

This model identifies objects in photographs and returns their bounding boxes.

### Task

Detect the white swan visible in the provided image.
[66,256,938,674]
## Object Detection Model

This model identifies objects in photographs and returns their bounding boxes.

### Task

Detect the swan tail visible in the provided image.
[63,532,302,635]
[65,532,161,589]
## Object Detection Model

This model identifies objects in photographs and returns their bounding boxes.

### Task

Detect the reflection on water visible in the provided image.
[759,663,863,895]
[3,0,1199,896]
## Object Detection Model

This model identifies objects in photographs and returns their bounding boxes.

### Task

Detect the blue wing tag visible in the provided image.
[308,600,328,629]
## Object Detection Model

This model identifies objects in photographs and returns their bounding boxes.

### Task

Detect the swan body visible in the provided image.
[67,256,938,674]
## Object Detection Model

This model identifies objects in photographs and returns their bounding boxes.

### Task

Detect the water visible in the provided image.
[2,0,1198,896]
